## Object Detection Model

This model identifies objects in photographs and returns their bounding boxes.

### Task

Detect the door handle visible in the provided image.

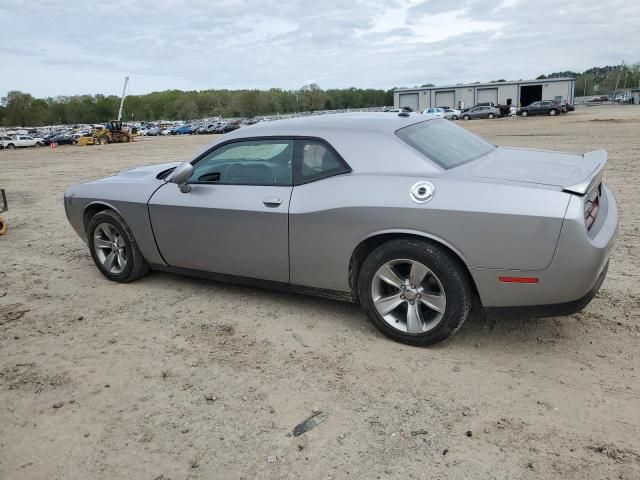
[262,196,283,207]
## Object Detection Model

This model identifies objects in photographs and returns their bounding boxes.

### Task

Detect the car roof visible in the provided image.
[200,113,442,176]
[225,112,429,138]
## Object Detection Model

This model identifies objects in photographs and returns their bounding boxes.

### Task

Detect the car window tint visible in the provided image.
[396,119,495,169]
[294,140,350,184]
[191,139,293,185]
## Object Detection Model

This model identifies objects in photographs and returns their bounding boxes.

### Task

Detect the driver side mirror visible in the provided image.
[169,162,193,193]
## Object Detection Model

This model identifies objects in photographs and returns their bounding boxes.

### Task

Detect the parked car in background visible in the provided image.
[422,108,445,119]
[462,102,496,112]
[197,123,220,134]
[461,106,500,120]
[1,135,45,149]
[220,121,241,133]
[172,125,195,135]
[443,108,461,120]
[518,100,562,117]
[161,128,173,136]
[44,133,77,145]
[64,113,618,347]
[0,135,11,149]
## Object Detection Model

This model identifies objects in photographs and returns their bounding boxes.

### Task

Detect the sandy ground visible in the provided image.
[1,105,639,480]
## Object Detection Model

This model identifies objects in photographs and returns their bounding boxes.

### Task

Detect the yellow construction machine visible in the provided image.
[94,121,133,145]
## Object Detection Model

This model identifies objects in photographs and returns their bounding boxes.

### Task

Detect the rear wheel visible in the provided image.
[488,113,495,119]
[549,109,557,116]
[98,136,109,145]
[358,239,472,346]
[520,110,528,117]
[451,115,459,120]
[87,210,149,283]
[7,143,16,149]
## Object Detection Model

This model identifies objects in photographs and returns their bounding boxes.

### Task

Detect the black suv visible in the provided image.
[517,100,562,117]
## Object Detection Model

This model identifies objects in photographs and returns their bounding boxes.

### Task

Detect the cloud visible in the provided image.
[0,0,638,97]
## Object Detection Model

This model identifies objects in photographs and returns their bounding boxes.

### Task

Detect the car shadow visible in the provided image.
[143,270,579,350]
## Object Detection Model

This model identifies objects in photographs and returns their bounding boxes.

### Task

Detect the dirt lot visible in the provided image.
[1,105,639,480]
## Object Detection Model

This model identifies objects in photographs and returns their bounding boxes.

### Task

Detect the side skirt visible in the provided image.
[148,264,356,303]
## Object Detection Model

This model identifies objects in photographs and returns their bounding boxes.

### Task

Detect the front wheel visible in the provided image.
[520,110,528,117]
[451,115,459,120]
[463,115,470,120]
[358,239,472,346]
[6,144,16,149]
[549,109,557,116]
[87,210,149,283]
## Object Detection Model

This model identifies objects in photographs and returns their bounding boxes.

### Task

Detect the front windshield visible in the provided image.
[395,119,495,169]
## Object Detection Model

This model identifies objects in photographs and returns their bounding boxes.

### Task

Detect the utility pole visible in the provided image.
[584,77,588,103]
[612,61,624,103]
[117,76,129,121]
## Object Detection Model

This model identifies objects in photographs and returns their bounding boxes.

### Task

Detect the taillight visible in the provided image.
[585,183,601,230]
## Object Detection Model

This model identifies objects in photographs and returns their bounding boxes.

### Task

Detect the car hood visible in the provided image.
[452,146,606,193]
[94,161,181,184]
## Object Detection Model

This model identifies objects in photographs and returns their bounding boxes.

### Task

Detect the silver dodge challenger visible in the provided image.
[64,113,618,345]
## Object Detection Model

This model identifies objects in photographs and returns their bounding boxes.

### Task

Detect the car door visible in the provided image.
[148,138,294,283]
[528,101,541,115]
[470,107,483,119]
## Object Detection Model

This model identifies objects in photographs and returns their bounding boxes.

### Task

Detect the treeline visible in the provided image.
[536,63,640,96]
[0,85,394,127]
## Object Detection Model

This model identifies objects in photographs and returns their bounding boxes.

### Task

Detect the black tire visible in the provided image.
[520,110,528,117]
[451,115,459,120]
[463,115,470,120]
[358,238,472,346]
[7,143,16,149]
[87,210,149,283]
[488,113,495,119]
[549,109,557,116]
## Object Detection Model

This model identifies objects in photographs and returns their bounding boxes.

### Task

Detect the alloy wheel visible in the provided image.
[93,223,128,274]
[371,259,447,334]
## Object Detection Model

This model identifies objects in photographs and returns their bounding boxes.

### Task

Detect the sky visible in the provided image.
[1,0,639,98]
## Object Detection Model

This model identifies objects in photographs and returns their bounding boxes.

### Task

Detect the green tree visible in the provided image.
[300,84,326,112]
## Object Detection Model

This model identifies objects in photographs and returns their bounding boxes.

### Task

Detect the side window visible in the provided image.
[191,139,293,186]
[294,139,350,185]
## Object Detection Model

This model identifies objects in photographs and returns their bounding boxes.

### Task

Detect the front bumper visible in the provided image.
[470,184,618,311]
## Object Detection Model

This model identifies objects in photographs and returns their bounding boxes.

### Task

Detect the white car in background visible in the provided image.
[1,135,45,149]
[422,107,445,119]
[443,108,462,120]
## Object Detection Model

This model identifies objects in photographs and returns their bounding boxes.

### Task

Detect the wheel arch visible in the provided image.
[348,230,479,303]
[83,201,124,234]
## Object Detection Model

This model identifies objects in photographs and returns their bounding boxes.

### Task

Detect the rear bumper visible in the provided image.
[471,184,618,309]
[485,261,608,319]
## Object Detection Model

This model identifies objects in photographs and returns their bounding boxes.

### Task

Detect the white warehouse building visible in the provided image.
[394,77,576,112]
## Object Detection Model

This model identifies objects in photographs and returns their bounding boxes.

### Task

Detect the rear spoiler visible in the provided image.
[562,149,607,195]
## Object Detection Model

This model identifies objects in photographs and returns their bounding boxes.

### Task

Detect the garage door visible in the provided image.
[398,93,419,112]
[477,88,498,104]
[434,91,455,109]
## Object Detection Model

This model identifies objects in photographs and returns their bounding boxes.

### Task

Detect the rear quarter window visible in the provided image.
[395,119,495,169]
